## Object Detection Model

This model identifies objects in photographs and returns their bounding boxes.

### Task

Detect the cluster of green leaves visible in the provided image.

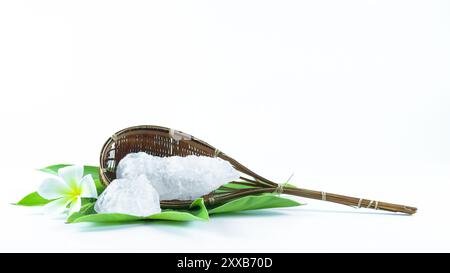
[16,164,302,224]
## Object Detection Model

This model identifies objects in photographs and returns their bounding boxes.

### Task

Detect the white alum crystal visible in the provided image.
[94,174,161,217]
[117,152,241,200]
[95,152,240,216]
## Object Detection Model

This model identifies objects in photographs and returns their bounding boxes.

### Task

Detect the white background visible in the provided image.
[0,0,449,252]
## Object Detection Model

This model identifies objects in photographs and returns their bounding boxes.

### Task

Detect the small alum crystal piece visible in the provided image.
[116,152,240,200]
[94,174,161,217]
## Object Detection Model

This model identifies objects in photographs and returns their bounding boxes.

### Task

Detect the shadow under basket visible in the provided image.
[99,125,417,215]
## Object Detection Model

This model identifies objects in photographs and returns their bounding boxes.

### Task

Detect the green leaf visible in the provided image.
[208,193,302,215]
[214,182,256,194]
[93,179,105,195]
[66,202,96,221]
[67,198,209,224]
[39,164,99,179]
[38,164,105,194]
[15,192,51,206]
[38,164,71,175]
[15,193,96,207]
[216,182,297,193]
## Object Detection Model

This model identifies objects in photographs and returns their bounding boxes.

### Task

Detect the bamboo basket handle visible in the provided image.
[282,187,417,214]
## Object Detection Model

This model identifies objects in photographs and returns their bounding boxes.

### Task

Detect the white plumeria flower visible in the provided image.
[38,165,98,216]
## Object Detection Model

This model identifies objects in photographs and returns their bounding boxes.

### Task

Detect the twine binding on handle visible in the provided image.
[274,183,285,194]
[208,196,215,205]
[169,128,192,142]
[357,198,363,208]
[274,173,295,195]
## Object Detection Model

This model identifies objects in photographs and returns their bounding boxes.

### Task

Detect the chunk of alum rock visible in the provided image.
[94,174,161,217]
[117,152,241,200]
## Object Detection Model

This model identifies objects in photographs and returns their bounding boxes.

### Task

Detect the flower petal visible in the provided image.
[38,177,71,200]
[80,174,98,198]
[68,196,81,216]
[43,197,72,215]
[58,165,84,189]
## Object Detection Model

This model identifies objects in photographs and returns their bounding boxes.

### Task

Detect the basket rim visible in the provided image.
[99,125,220,186]
[99,125,276,189]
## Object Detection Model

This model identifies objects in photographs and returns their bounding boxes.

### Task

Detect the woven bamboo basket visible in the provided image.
[99,125,417,214]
